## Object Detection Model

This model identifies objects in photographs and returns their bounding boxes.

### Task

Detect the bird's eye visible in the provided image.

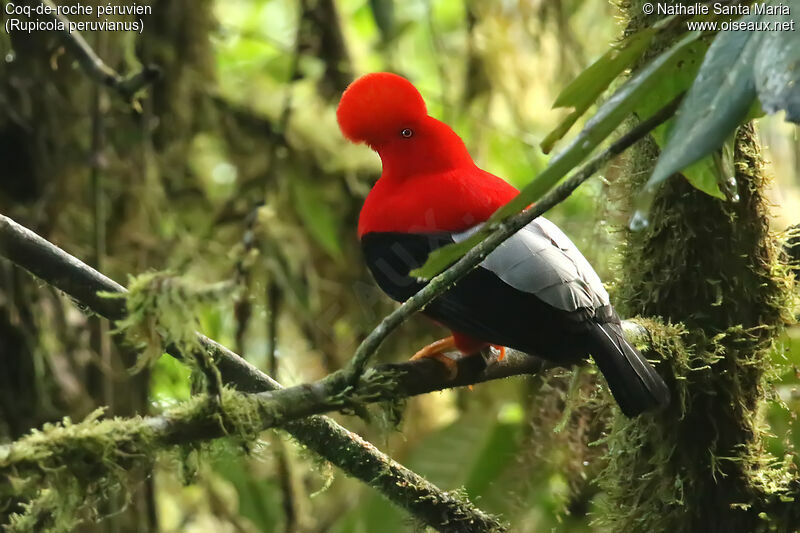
[400,128,414,138]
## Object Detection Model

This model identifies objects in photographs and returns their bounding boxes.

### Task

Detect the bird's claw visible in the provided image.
[410,336,460,379]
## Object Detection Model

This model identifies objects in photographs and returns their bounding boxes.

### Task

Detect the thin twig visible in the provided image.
[38,0,160,100]
[0,215,504,533]
[341,93,684,380]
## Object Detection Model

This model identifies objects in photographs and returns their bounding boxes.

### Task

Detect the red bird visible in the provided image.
[336,72,669,417]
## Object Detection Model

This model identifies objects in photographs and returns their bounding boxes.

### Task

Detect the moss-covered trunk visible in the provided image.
[598,5,795,531]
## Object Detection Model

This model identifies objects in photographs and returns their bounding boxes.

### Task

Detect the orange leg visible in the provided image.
[491,345,506,361]
[410,336,459,379]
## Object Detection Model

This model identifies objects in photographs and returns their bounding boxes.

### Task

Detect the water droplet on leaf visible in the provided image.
[629,210,650,231]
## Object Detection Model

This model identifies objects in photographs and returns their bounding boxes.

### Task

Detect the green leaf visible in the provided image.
[215,449,283,532]
[541,28,657,153]
[463,414,522,499]
[633,16,761,228]
[683,157,726,199]
[753,0,800,122]
[290,178,343,261]
[629,37,724,200]
[633,39,709,143]
[406,411,520,498]
[369,0,395,43]
[540,108,583,156]
[413,30,704,279]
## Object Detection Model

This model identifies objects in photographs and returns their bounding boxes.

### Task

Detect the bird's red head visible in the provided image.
[336,73,474,178]
[336,72,427,148]
[339,73,518,236]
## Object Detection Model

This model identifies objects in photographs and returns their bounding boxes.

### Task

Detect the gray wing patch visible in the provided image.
[453,217,610,313]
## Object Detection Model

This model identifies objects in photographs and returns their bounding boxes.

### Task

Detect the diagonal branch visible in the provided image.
[0,215,504,533]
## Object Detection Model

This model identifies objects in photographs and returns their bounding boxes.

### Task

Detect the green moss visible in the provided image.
[0,407,154,531]
[5,482,83,533]
[108,271,236,372]
[0,386,278,530]
[107,271,237,409]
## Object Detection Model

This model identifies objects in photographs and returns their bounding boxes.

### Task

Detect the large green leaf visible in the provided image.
[632,39,708,136]
[330,411,518,533]
[413,30,704,279]
[462,407,523,499]
[406,410,522,504]
[753,0,800,122]
[214,448,283,532]
[632,16,762,229]
[540,28,657,154]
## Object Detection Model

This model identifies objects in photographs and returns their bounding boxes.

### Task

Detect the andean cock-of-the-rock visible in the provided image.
[336,72,670,417]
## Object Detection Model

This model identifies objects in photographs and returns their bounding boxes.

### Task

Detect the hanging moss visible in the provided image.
[0,384,280,529]
[5,482,83,533]
[108,271,236,371]
[0,406,150,530]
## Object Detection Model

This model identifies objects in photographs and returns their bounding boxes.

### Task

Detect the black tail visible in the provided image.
[588,322,670,417]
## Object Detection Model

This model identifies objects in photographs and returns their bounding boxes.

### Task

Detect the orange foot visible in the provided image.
[491,345,506,361]
[410,336,459,379]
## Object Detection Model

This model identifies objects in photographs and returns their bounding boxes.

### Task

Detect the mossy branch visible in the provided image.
[0,320,658,482]
[0,215,504,533]
[0,387,507,532]
[37,0,160,100]
[0,216,659,533]
[0,321,658,530]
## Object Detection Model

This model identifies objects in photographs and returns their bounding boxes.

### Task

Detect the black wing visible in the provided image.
[360,222,602,362]
[361,221,670,416]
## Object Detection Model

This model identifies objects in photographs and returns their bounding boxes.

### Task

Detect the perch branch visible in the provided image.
[0,93,676,530]
[38,0,160,99]
[0,314,653,468]
[0,215,504,533]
